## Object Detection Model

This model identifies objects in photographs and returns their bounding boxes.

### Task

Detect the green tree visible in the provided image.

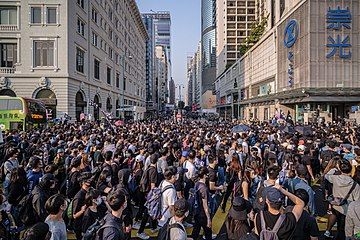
[239,15,268,57]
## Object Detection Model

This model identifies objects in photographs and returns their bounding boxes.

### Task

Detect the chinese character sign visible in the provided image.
[326,6,352,59]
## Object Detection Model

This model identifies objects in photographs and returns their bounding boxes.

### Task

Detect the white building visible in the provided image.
[0,0,147,121]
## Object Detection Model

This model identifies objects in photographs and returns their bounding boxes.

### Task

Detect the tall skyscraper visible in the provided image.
[169,77,175,104]
[201,0,217,108]
[216,0,257,77]
[142,12,172,109]
[142,15,156,113]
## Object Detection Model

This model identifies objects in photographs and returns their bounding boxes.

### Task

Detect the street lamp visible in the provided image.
[121,54,132,120]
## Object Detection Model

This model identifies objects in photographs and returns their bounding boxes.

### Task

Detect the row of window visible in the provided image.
[30,5,58,25]
[76,47,143,96]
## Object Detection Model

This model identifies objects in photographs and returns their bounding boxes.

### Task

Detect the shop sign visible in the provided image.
[0,110,22,119]
[284,19,298,87]
[326,6,352,59]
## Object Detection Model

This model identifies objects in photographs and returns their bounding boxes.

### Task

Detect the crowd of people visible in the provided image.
[0,118,359,240]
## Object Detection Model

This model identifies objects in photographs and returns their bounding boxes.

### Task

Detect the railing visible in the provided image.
[0,25,18,31]
[0,67,15,74]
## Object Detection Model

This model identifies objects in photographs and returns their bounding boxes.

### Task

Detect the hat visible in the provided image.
[229,196,250,220]
[342,144,352,151]
[266,187,284,204]
[57,148,65,153]
[174,198,189,215]
[182,150,189,157]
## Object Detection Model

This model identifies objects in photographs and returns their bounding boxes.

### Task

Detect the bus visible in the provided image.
[0,96,47,131]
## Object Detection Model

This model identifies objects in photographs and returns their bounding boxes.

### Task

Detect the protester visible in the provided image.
[44,194,67,240]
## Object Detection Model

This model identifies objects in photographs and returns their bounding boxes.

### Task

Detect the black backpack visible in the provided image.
[82,217,119,240]
[157,219,186,240]
[17,193,38,226]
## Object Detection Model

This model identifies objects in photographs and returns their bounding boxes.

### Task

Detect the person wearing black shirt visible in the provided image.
[82,189,106,235]
[136,154,158,240]
[100,190,126,240]
[192,167,212,240]
[207,155,223,216]
[285,189,320,240]
[254,185,305,240]
[72,174,92,240]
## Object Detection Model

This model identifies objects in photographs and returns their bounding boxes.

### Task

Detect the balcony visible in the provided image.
[0,25,18,31]
[0,67,15,74]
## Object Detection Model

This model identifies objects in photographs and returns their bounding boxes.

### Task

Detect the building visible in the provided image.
[155,45,168,112]
[169,77,175,104]
[216,0,257,77]
[215,0,360,123]
[201,0,217,108]
[142,11,171,108]
[186,56,194,106]
[142,14,156,114]
[0,0,148,121]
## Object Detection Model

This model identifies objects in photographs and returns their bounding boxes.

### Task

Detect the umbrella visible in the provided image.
[295,126,312,136]
[231,124,250,133]
[280,125,295,134]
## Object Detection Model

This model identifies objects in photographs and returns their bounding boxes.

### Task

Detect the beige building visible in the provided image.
[0,0,147,121]
[215,0,360,123]
[155,45,168,111]
[216,0,257,77]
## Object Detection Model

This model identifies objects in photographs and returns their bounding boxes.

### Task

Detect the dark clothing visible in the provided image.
[192,214,212,240]
[285,206,320,240]
[194,181,209,217]
[8,180,27,206]
[207,166,218,195]
[32,185,51,221]
[66,170,81,199]
[101,212,125,240]
[255,211,297,240]
[73,188,87,239]
[82,208,100,234]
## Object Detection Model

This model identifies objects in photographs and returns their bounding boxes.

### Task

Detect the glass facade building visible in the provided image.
[201,0,216,93]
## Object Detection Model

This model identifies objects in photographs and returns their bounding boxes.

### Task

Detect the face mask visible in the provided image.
[95,197,102,205]
[128,175,132,183]
[125,153,131,158]
[122,201,128,210]
[106,177,111,183]
[185,211,189,218]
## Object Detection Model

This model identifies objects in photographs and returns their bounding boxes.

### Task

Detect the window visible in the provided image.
[77,0,84,9]
[76,47,84,73]
[116,72,120,88]
[123,77,126,91]
[0,8,17,25]
[31,7,42,24]
[0,43,17,67]
[94,58,100,79]
[108,29,113,41]
[34,40,54,67]
[92,32,98,47]
[108,47,113,60]
[115,53,119,64]
[77,18,85,36]
[91,8,98,23]
[107,67,111,84]
[46,7,57,24]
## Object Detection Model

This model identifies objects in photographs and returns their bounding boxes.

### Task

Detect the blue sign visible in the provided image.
[326,7,351,30]
[326,6,352,59]
[284,19,299,48]
[326,35,351,59]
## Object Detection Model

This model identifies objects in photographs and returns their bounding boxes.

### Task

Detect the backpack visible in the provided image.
[253,180,271,212]
[82,217,120,240]
[259,211,285,240]
[0,160,13,182]
[157,219,186,240]
[145,182,174,220]
[17,193,38,226]
[187,187,199,213]
[66,199,74,220]
[140,166,154,193]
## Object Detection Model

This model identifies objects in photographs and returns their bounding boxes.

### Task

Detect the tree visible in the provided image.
[239,15,268,57]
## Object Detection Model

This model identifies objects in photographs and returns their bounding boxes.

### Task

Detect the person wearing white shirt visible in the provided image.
[158,167,178,227]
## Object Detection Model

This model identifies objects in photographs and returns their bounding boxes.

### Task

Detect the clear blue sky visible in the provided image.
[136,0,201,86]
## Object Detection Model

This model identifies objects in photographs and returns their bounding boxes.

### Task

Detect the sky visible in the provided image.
[136,0,201,87]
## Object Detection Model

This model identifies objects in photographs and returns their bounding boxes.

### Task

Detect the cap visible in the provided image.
[182,151,189,157]
[174,198,189,214]
[57,148,65,153]
[229,196,250,220]
[266,187,284,204]
[343,144,352,151]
